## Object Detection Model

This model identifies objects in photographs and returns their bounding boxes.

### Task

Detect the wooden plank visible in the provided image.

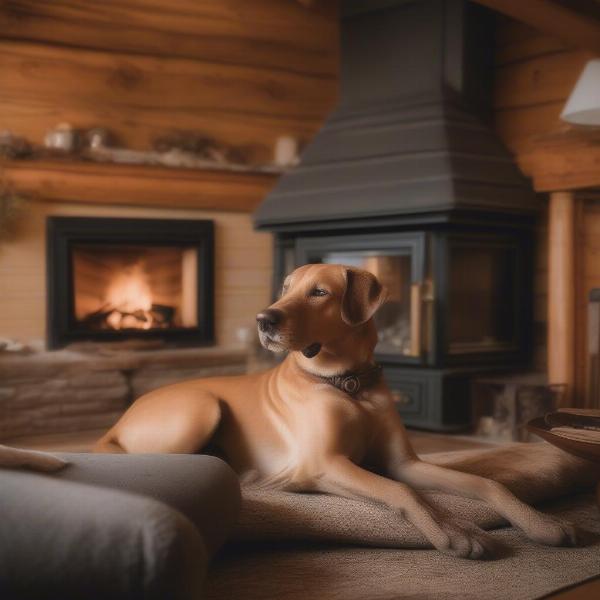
[520,132,600,191]
[547,191,576,404]
[474,0,600,55]
[0,39,335,158]
[0,40,337,120]
[495,32,570,66]
[495,16,540,46]
[0,0,339,76]
[494,102,565,153]
[2,160,277,212]
[495,13,570,65]
[494,50,592,110]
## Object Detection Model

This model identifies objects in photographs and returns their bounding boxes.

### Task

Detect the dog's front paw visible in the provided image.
[435,518,496,560]
[525,514,577,547]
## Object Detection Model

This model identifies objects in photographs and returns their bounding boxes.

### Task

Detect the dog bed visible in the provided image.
[206,443,600,600]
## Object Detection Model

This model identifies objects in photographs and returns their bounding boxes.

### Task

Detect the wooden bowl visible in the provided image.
[527,417,600,463]
[528,416,600,509]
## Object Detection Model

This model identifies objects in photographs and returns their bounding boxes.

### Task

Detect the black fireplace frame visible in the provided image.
[46,216,214,349]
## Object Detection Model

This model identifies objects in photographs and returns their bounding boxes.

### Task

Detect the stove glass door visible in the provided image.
[295,233,427,363]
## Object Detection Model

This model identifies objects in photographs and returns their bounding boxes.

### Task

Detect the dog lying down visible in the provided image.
[90,263,595,559]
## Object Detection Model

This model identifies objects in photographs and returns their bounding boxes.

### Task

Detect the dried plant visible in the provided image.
[0,177,28,239]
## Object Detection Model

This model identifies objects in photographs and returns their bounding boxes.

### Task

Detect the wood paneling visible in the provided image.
[2,160,276,212]
[493,16,598,191]
[519,133,600,192]
[0,0,338,76]
[0,40,334,119]
[0,40,336,156]
[494,50,591,111]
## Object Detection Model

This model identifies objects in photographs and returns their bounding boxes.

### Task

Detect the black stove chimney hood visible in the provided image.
[254,0,538,231]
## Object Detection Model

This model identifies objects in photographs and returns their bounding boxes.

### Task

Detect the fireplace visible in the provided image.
[47,217,214,349]
[254,0,539,431]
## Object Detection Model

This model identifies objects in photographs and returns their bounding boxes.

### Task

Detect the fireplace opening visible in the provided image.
[47,217,214,349]
[72,244,198,331]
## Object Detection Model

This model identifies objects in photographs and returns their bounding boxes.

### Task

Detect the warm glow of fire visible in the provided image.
[104,265,154,330]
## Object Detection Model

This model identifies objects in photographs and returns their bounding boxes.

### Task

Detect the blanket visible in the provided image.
[236,443,600,548]
[207,443,600,600]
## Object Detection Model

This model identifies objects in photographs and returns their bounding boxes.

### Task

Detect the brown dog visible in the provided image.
[95,264,576,558]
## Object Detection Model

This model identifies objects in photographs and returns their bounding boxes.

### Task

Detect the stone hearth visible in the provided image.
[0,346,246,440]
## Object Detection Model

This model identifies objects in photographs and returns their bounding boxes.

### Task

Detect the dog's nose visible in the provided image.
[256,308,283,332]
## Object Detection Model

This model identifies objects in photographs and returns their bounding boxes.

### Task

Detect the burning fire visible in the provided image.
[104,265,154,330]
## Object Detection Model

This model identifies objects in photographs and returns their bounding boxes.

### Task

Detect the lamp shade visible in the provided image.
[561,59,600,125]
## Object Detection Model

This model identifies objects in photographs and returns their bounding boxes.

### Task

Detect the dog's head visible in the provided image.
[256,264,386,359]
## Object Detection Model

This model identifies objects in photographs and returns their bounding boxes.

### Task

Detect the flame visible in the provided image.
[104,264,154,330]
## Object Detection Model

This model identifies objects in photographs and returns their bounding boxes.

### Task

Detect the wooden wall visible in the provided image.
[0,0,338,162]
[0,0,339,348]
[493,16,592,164]
[493,15,599,406]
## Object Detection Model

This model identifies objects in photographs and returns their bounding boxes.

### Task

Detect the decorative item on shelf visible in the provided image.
[154,132,227,161]
[44,123,80,153]
[472,373,566,442]
[0,125,285,175]
[84,127,114,151]
[273,135,300,168]
[153,131,254,167]
[0,131,33,159]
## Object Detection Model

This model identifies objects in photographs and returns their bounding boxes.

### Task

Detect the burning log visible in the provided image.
[80,303,176,330]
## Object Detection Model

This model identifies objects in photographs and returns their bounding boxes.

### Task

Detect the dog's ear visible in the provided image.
[341,268,387,326]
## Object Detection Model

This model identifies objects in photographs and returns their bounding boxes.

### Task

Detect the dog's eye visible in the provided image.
[309,288,328,297]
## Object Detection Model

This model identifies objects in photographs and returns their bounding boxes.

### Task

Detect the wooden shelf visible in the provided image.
[1,159,277,212]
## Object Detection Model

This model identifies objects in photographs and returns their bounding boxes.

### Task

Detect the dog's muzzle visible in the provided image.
[256,308,283,334]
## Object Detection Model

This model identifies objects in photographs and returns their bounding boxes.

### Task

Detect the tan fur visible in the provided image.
[95,264,578,559]
[0,445,67,472]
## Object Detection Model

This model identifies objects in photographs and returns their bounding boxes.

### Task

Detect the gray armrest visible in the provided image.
[0,453,241,599]
[53,453,241,556]
[0,472,206,600]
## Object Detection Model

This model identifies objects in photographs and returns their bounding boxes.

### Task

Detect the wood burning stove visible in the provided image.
[271,220,533,431]
[254,0,539,430]
[46,217,214,349]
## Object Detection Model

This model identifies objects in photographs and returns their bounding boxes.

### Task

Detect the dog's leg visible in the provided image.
[315,454,495,559]
[0,445,67,472]
[94,393,222,454]
[92,437,126,453]
[393,460,577,547]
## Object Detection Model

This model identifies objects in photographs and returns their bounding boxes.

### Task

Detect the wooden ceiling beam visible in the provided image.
[473,0,600,56]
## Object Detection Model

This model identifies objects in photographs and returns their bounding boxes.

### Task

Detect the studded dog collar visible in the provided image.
[316,364,383,397]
